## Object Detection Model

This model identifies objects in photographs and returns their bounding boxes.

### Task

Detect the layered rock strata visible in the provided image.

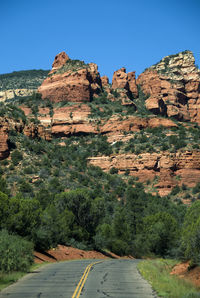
[20,105,177,138]
[38,52,102,103]
[137,51,200,123]
[89,151,200,196]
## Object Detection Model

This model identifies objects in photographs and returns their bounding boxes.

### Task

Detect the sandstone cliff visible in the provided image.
[38,52,102,102]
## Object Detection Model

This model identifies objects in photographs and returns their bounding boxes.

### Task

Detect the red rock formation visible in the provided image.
[127,71,138,97]
[0,117,25,160]
[0,121,9,160]
[100,116,177,134]
[112,67,138,98]
[88,150,200,196]
[137,51,200,123]
[23,124,52,141]
[19,103,177,139]
[51,52,69,72]
[101,75,109,87]
[38,52,102,103]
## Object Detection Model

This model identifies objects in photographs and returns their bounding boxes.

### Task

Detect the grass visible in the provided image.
[137,259,200,297]
[0,263,48,292]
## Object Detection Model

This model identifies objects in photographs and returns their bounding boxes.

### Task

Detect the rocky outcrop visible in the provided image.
[137,51,200,123]
[112,67,138,98]
[20,104,177,139]
[38,52,102,103]
[51,52,69,73]
[88,151,200,196]
[0,120,9,160]
[0,89,35,101]
[101,76,109,87]
[100,115,177,134]
[23,123,52,141]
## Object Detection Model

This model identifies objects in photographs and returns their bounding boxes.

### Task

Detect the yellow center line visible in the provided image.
[72,261,103,298]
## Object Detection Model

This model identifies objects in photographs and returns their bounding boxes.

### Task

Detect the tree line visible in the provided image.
[1,174,200,272]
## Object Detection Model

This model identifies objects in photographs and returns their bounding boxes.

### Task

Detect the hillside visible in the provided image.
[0,69,49,101]
[0,51,200,261]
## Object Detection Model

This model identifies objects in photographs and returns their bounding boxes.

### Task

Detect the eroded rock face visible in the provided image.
[0,121,9,160]
[38,52,102,103]
[51,52,69,72]
[88,151,200,196]
[19,105,177,138]
[112,67,138,98]
[101,75,109,87]
[137,51,200,123]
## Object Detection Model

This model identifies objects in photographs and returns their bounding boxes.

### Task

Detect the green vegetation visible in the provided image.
[0,263,46,291]
[0,271,27,291]
[103,124,200,156]
[0,229,33,273]
[88,87,152,119]
[134,85,151,116]
[0,102,26,122]
[88,91,137,119]
[138,259,200,297]
[1,79,200,293]
[181,201,200,265]
[0,69,49,91]
[0,90,200,260]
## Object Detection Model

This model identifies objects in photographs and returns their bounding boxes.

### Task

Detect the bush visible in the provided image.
[110,167,118,174]
[0,230,33,273]
[11,150,23,166]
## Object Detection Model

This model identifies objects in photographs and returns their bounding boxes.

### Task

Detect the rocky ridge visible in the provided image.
[1,50,200,198]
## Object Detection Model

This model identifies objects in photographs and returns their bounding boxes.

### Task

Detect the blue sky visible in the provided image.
[1,0,200,80]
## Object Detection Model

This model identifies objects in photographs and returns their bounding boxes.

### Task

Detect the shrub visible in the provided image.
[11,150,23,166]
[109,167,118,174]
[0,230,33,273]
[192,182,200,194]
[171,185,181,196]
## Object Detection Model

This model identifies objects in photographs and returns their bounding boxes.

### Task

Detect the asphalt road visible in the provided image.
[0,259,156,298]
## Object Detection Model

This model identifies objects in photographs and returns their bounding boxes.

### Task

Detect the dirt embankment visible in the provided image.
[171,261,200,288]
[34,245,133,263]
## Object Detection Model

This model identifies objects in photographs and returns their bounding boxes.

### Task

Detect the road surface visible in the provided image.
[0,259,156,297]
